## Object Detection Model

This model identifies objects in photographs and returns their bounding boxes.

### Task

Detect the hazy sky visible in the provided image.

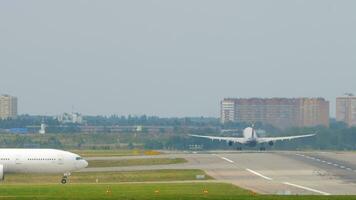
[1,0,355,117]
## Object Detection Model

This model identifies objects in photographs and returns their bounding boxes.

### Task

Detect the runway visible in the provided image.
[81,151,356,195]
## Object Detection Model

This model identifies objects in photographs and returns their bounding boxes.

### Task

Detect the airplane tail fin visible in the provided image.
[251,123,255,138]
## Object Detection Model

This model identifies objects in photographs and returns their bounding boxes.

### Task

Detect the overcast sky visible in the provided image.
[0,0,355,117]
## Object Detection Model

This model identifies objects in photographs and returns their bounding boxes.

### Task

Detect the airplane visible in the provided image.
[0,149,88,184]
[190,127,316,150]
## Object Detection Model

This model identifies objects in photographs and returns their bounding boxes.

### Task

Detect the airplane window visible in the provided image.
[76,157,83,160]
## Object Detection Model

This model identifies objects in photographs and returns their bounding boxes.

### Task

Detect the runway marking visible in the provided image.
[246,168,273,181]
[283,182,330,195]
[213,154,235,164]
[221,157,234,163]
[295,154,355,172]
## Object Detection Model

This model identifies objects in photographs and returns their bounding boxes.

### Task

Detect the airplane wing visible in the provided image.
[189,134,246,144]
[258,133,316,143]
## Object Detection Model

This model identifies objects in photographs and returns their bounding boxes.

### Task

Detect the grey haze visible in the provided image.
[0,0,355,117]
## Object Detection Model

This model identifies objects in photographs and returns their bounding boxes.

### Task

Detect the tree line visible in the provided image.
[0,115,355,150]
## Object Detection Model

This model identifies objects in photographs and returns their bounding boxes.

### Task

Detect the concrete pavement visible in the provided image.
[80,151,356,195]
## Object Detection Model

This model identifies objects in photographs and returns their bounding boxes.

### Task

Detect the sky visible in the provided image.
[0,0,355,117]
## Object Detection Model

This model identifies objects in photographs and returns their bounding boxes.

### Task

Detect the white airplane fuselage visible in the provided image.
[0,149,88,179]
[242,127,259,147]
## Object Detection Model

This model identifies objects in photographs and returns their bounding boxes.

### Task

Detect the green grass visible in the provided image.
[0,183,249,200]
[71,149,161,157]
[0,183,355,200]
[3,170,211,184]
[88,158,187,168]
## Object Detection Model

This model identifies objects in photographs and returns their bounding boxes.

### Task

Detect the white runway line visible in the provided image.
[246,168,273,181]
[295,153,355,172]
[283,182,331,195]
[213,154,235,164]
[221,157,234,163]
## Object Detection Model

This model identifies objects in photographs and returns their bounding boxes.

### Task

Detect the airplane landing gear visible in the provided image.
[61,172,71,184]
[236,147,242,151]
[259,147,266,151]
[61,178,67,184]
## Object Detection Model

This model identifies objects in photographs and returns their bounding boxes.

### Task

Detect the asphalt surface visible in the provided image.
[81,151,356,195]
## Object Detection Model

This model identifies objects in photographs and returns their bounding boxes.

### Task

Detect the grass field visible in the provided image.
[0,183,355,200]
[71,150,161,157]
[3,169,211,184]
[88,158,186,168]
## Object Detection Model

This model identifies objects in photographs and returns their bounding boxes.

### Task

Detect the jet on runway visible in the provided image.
[190,127,315,150]
[0,149,88,184]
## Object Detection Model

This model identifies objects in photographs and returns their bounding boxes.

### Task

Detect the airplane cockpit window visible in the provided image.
[76,157,83,160]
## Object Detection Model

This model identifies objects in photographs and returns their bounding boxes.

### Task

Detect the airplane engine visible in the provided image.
[228,141,233,146]
[0,165,4,181]
[268,141,274,146]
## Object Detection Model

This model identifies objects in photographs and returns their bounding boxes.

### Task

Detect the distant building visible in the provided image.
[57,112,83,124]
[79,125,174,134]
[0,95,18,119]
[8,128,28,134]
[299,98,330,128]
[220,99,235,123]
[220,98,329,129]
[336,95,356,127]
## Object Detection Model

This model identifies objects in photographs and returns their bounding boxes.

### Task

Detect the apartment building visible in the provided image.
[220,98,329,129]
[0,95,18,119]
[336,95,356,127]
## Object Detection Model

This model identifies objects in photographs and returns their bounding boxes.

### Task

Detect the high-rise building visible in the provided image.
[220,98,329,129]
[299,98,330,128]
[220,99,235,124]
[0,95,18,119]
[336,95,356,127]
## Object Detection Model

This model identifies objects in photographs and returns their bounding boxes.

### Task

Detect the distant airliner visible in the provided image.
[190,127,315,150]
[0,149,88,184]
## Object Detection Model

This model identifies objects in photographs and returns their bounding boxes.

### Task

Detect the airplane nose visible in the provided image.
[83,160,88,168]
[76,160,88,169]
